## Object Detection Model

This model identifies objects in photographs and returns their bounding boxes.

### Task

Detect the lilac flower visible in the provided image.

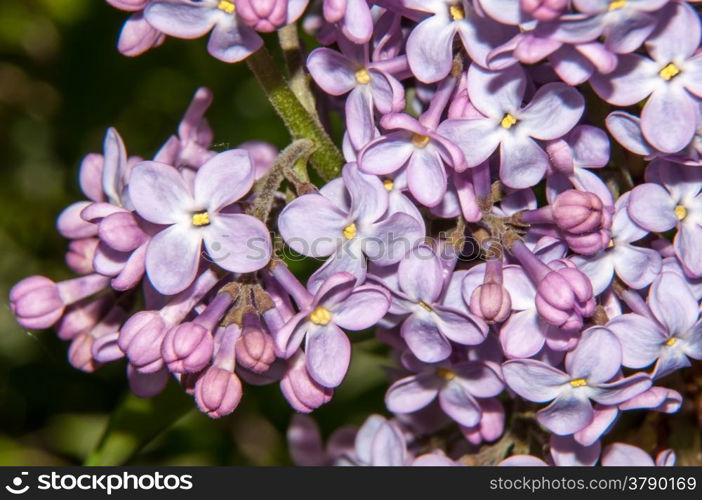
[278,163,424,289]
[572,192,661,295]
[607,272,702,379]
[439,64,584,188]
[601,443,676,466]
[552,0,671,54]
[627,160,702,277]
[403,0,517,82]
[590,2,702,153]
[337,414,409,466]
[272,267,390,388]
[129,150,271,295]
[385,356,504,427]
[107,0,166,57]
[371,245,487,363]
[307,37,405,150]
[503,327,652,435]
[323,0,374,44]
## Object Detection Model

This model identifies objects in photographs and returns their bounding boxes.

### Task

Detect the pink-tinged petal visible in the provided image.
[203,213,271,273]
[341,0,374,44]
[571,253,614,296]
[102,128,128,204]
[565,327,621,383]
[145,224,201,295]
[607,314,666,368]
[345,86,375,150]
[500,310,546,359]
[144,1,216,38]
[537,392,594,435]
[499,135,549,189]
[627,183,677,232]
[385,373,442,413]
[550,44,594,86]
[407,149,447,207]
[278,194,349,257]
[118,12,164,58]
[306,48,356,96]
[369,70,403,114]
[305,324,350,388]
[358,133,415,175]
[601,443,654,466]
[57,202,98,239]
[453,361,504,398]
[590,54,659,106]
[398,245,443,302]
[576,41,618,74]
[412,453,458,466]
[207,20,262,63]
[130,161,191,224]
[333,285,390,331]
[434,306,488,346]
[591,373,652,405]
[606,112,654,156]
[499,455,548,466]
[502,359,569,402]
[682,54,702,98]
[649,271,699,334]
[438,380,482,427]
[641,86,697,153]
[550,13,605,44]
[364,212,425,266]
[194,149,255,211]
[437,119,501,167]
[519,83,584,140]
[467,63,527,118]
[354,414,385,465]
[574,405,619,447]
[646,2,701,62]
[612,244,661,290]
[401,314,451,363]
[620,386,682,413]
[680,320,702,360]
[406,14,456,83]
[79,153,105,203]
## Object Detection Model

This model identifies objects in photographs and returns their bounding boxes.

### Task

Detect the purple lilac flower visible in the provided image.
[607,271,702,379]
[129,150,272,295]
[107,0,166,57]
[439,64,584,188]
[503,327,652,435]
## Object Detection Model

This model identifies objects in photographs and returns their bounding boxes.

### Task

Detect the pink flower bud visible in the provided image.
[92,331,124,363]
[535,261,595,331]
[56,296,111,340]
[520,0,567,21]
[469,282,512,323]
[553,190,611,235]
[66,238,99,275]
[280,352,333,413]
[128,364,169,398]
[236,318,276,373]
[323,0,347,23]
[161,322,214,373]
[10,276,65,330]
[194,366,243,418]
[68,332,98,372]
[235,0,288,32]
[98,211,148,252]
[118,311,167,373]
[564,229,611,256]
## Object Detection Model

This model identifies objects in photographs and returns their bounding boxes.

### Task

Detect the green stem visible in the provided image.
[247,46,343,181]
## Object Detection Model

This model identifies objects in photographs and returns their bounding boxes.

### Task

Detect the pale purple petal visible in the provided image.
[145,224,201,295]
[203,213,271,273]
[305,324,351,388]
[502,359,569,403]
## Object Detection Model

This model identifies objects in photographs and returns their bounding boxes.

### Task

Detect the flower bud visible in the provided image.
[92,331,124,363]
[57,201,97,240]
[161,322,214,373]
[10,276,65,329]
[323,0,346,23]
[118,311,167,373]
[520,0,567,21]
[194,366,243,418]
[280,352,333,413]
[236,318,276,373]
[553,190,610,235]
[98,211,148,253]
[469,282,512,323]
[128,364,169,398]
[535,262,595,331]
[66,238,99,275]
[68,332,98,372]
[56,296,111,340]
[235,0,288,32]
[564,229,611,256]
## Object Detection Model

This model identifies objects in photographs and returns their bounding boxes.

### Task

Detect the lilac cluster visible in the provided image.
[10,0,702,466]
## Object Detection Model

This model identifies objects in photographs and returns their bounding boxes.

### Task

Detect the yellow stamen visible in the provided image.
[411,133,431,148]
[355,68,371,85]
[675,205,687,220]
[665,337,677,346]
[659,63,681,81]
[192,211,211,227]
[608,0,627,10]
[608,239,615,249]
[449,4,465,21]
[309,306,332,326]
[383,179,394,191]
[217,0,235,14]
[418,300,434,312]
[436,368,456,381]
[569,378,588,388]
[501,113,518,129]
[343,223,357,239]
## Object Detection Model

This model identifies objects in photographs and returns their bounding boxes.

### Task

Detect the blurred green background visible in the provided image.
[0,0,388,465]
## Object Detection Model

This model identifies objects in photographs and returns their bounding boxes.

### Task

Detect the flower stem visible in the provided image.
[247,45,343,181]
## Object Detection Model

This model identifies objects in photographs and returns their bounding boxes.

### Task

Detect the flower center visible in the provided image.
[608,0,627,10]
[192,211,211,227]
[659,63,681,81]
[355,68,371,85]
[412,133,431,148]
[418,300,434,312]
[343,223,357,239]
[436,367,455,381]
[675,205,687,220]
[608,239,615,249]
[569,378,588,388]
[450,4,465,20]
[217,0,236,14]
[309,306,332,326]
[665,337,677,346]
[501,113,518,129]
[383,179,394,191]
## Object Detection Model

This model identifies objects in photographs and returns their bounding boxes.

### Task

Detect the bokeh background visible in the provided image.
[0,0,389,465]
